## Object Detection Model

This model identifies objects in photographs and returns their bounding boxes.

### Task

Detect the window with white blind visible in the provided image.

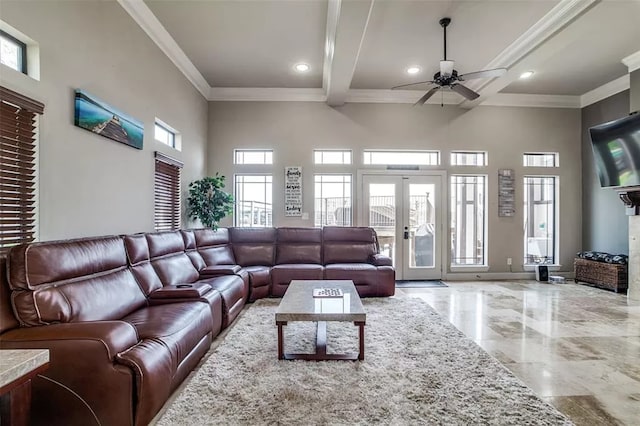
[0,86,44,254]
[154,152,183,231]
[450,175,486,265]
[523,152,558,167]
[450,151,487,166]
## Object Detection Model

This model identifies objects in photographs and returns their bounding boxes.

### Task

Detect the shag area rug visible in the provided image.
[158,298,572,425]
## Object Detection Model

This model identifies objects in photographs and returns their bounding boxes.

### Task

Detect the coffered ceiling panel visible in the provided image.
[501,0,640,95]
[144,0,327,88]
[350,0,559,90]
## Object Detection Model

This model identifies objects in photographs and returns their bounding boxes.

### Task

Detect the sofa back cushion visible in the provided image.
[192,228,236,266]
[230,228,276,266]
[146,231,200,285]
[322,227,378,264]
[124,234,163,294]
[7,236,146,326]
[276,228,322,264]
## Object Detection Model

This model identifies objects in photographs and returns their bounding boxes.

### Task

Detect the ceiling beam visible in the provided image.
[117,0,210,99]
[324,0,375,107]
[460,0,599,108]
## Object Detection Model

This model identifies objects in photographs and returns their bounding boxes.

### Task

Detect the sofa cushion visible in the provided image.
[324,263,395,297]
[271,264,324,297]
[276,227,322,264]
[230,228,276,266]
[7,237,147,326]
[322,227,378,264]
[199,275,247,328]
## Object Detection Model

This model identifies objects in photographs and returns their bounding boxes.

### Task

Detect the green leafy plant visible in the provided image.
[187,174,234,230]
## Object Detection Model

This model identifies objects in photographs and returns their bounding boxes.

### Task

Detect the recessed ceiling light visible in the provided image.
[294,63,310,73]
[407,66,421,75]
[520,71,534,79]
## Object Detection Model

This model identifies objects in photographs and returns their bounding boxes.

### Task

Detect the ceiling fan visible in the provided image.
[392,17,507,105]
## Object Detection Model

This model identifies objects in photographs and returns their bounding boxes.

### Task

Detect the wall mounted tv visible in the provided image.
[589,112,640,189]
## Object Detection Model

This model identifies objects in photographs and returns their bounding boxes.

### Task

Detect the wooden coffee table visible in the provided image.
[275,280,366,361]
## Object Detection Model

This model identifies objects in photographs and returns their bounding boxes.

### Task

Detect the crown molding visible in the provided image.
[481,93,580,108]
[622,50,640,73]
[208,87,326,102]
[117,0,210,99]
[579,74,630,108]
[346,89,461,105]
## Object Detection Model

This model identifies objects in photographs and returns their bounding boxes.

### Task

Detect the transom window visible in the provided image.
[524,176,557,264]
[450,151,487,166]
[523,152,558,167]
[314,174,352,227]
[234,175,272,227]
[154,120,179,150]
[234,149,273,165]
[314,149,352,165]
[0,30,26,73]
[450,175,486,265]
[363,150,440,166]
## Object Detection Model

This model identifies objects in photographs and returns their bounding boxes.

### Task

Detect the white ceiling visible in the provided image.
[133,0,640,108]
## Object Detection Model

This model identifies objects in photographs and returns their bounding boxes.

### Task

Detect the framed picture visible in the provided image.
[74,89,144,149]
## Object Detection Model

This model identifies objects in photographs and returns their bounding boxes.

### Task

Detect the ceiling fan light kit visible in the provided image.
[391,17,507,106]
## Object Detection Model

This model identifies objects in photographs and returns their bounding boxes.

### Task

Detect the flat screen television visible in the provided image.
[589,112,640,189]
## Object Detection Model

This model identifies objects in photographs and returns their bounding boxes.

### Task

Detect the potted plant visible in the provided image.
[187,173,234,230]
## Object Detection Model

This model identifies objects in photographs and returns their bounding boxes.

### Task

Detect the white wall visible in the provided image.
[0,1,208,240]
[208,101,582,274]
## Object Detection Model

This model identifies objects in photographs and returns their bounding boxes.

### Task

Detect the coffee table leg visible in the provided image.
[316,321,327,356]
[277,321,286,360]
[355,321,365,360]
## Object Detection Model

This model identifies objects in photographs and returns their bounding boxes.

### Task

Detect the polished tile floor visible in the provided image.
[399,281,640,426]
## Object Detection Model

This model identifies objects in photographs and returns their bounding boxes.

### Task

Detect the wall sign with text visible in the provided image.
[498,169,515,217]
[285,166,302,216]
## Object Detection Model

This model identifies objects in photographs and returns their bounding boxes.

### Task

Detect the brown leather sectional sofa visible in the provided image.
[0,226,394,426]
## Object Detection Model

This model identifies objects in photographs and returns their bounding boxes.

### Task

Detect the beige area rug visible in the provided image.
[158,297,572,425]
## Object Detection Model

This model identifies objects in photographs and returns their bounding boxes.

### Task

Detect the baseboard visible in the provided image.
[443,271,575,281]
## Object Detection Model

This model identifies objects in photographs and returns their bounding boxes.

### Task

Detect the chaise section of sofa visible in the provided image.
[0,236,216,425]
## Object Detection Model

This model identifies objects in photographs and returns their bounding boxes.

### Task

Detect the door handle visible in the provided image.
[404,226,409,240]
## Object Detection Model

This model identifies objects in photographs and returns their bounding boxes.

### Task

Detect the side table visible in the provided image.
[0,349,50,426]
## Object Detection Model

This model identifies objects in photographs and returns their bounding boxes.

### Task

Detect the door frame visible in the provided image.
[356,169,448,280]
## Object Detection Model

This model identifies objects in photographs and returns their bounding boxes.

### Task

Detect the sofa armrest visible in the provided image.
[0,320,138,360]
[149,283,212,299]
[369,253,393,267]
[199,265,241,277]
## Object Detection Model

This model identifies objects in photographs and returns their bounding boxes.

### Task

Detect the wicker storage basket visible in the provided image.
[574,258,628,293]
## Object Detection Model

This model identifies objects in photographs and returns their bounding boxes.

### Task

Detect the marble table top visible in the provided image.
[276,280,366,322]
[0,349,49,388]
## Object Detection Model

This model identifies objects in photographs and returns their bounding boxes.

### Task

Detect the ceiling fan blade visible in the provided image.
[450,83,480,100]
[458,68,507,81]
[391,80,434,90]
[414,87,440,106]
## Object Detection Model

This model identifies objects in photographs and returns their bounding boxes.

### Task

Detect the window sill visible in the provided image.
[523,264,561,272]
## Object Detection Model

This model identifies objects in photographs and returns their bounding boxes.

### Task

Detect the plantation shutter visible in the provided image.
[0,86,44,255]
[154,151,183,231]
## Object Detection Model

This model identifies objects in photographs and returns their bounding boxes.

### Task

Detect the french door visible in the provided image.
[361,173,443,280]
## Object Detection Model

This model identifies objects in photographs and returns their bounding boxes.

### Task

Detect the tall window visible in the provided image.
[154,152,183,231]
[314,174,351,227]
[450,175,486,265]
[234,149,273,165]
[0,30,27,73]
[234,175,272,227]
[523,176,557,264]
[0,86,44,254]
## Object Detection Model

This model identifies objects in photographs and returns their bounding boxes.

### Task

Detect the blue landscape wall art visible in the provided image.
[74,89,144,149]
